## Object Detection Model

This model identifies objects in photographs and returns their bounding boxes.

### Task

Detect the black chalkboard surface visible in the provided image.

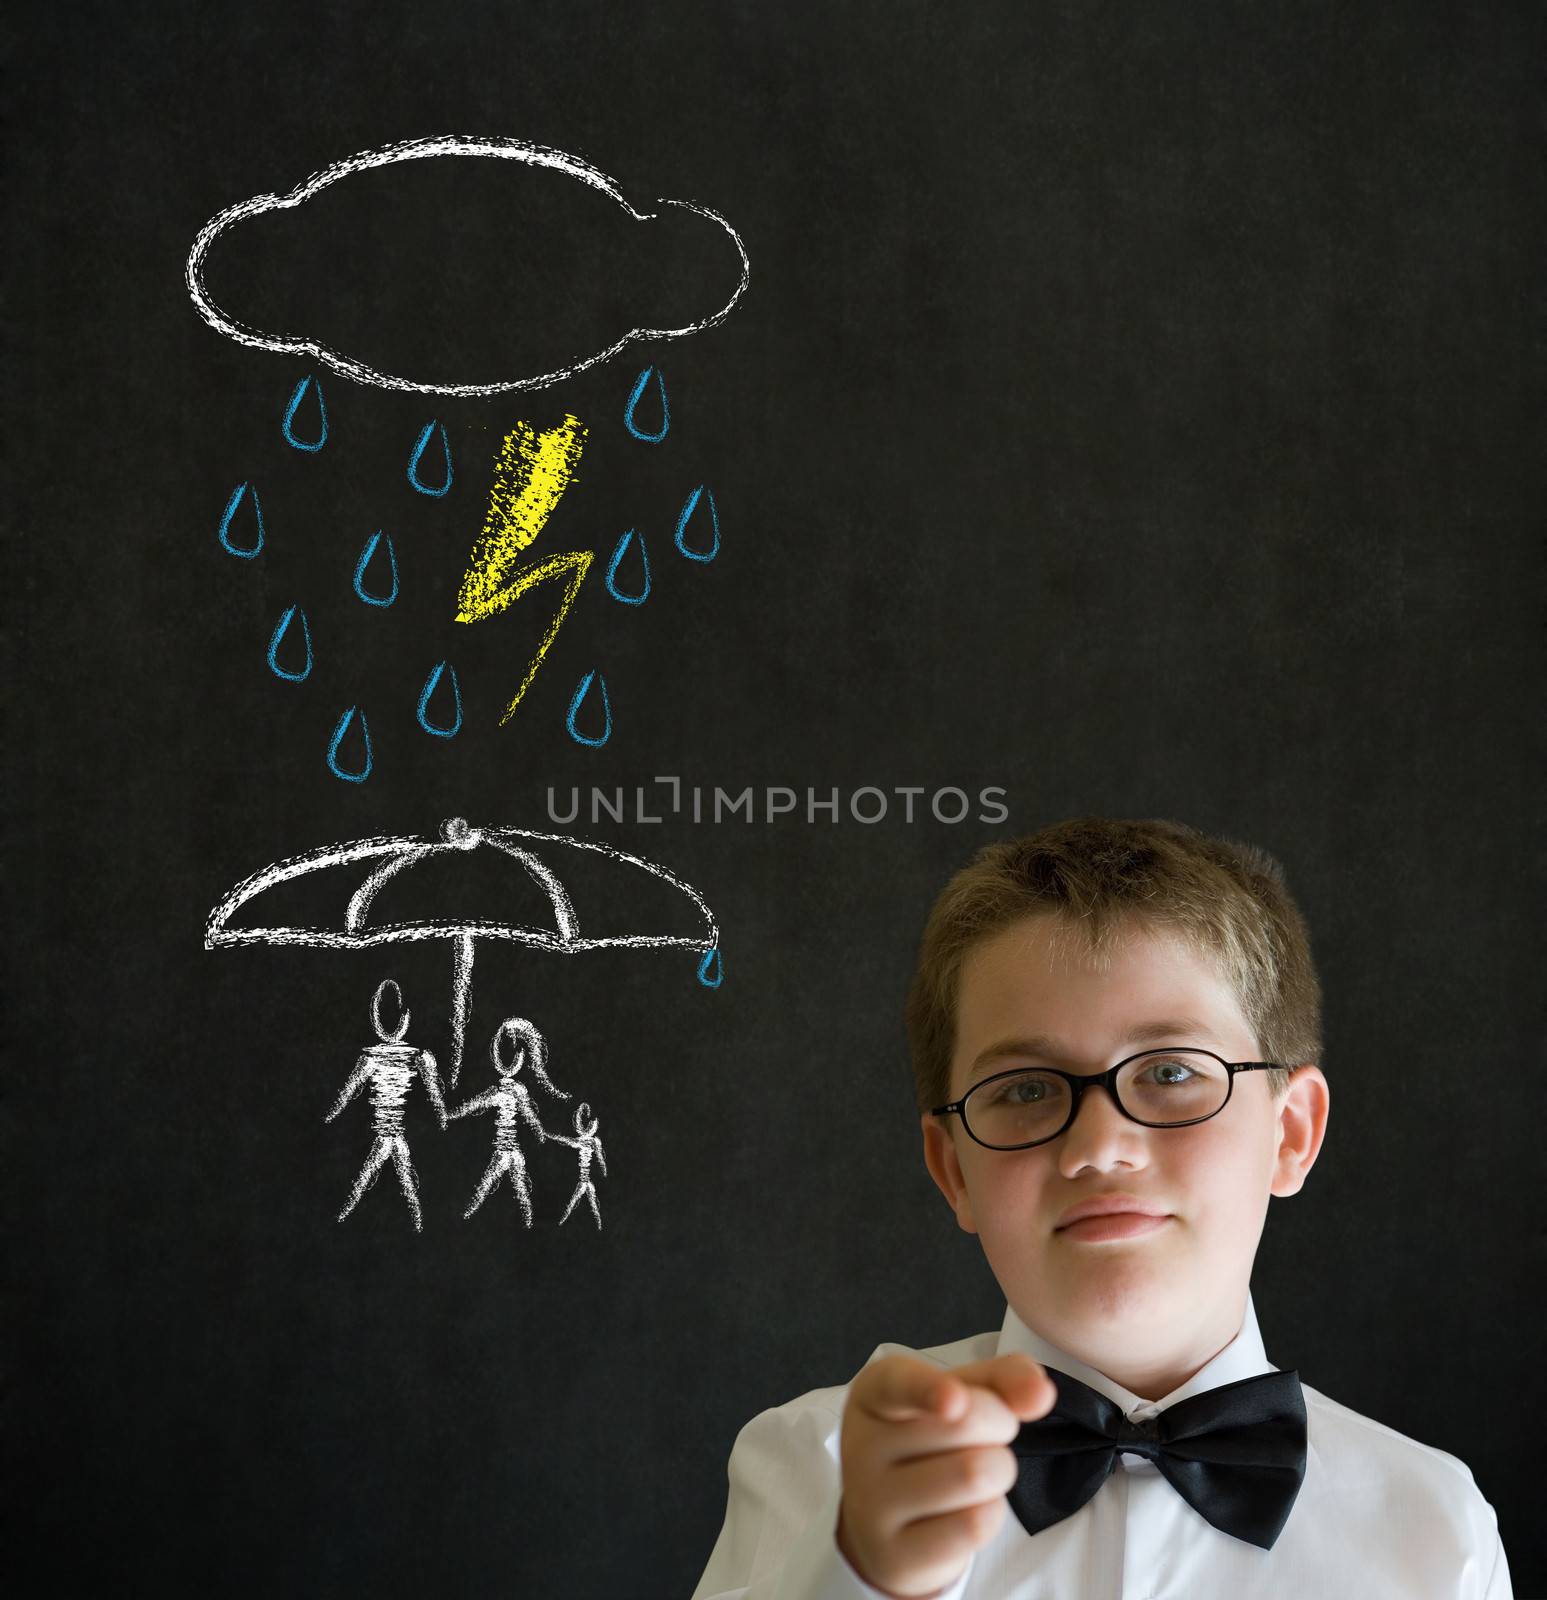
[8,4,1543,1596]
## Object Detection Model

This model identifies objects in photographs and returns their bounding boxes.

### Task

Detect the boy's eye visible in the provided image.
[987,1072,1055,1104]
[1142,1057,1197,1084]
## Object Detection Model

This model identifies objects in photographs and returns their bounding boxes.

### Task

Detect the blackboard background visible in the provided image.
[8,3,1544,1595]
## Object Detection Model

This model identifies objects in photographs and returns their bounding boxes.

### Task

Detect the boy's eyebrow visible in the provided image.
[965,1018,1222,1080]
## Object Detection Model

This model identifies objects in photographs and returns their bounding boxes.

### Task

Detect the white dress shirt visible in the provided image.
[691,1293,1511,1600]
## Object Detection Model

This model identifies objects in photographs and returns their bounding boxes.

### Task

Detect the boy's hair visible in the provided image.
[904,817,1322,1113]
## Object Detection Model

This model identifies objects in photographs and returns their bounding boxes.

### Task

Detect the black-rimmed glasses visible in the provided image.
[930,1049,1285,1151]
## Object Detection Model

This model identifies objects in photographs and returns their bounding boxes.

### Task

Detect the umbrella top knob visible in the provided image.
[442,816,483,850]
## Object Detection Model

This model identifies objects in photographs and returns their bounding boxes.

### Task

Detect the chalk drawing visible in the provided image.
[455,417,593,725]
[218,482,264,558]
[416,661,462,737]
[458,416,585,621]
[282,374,328,452]
[490,551,595,727]
[185,135,750,396]
[266,605,313,682]
[565,671,612,747]
[353,531,399,607]
[674,483,720,562]
[205,816,722,1091]
[407,421,453,497]
[325,979,446,1231]
[326,706,373,783]
[552,1102,608,1229]
[449,1018,568,1226]
[604,528,651,605]
[623,366,670,443]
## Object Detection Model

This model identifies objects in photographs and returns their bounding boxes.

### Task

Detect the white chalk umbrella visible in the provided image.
[205,815,722,1086]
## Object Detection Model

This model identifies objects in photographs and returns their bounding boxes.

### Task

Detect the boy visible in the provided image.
[692,818,1511,1598]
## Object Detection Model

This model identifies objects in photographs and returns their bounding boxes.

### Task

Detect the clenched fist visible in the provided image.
[835,1352,1057,1598]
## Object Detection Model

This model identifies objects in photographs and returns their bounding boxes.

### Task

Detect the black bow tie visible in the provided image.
[1008,1366,1308,1550]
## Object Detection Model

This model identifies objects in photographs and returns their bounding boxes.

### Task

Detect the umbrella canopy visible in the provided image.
[206,816,722,1083]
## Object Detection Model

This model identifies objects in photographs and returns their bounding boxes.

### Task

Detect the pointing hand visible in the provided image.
[836,1352,1056,1598]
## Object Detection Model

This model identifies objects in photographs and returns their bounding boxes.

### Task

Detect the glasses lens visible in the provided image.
[964,1070,1072,1148]
[1116,1049,1229,1123]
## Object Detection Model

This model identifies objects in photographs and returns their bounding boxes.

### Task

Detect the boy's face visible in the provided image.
[921,912,1329,1397]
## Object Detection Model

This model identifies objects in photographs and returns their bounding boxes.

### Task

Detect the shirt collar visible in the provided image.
[995,1290,1275,1417]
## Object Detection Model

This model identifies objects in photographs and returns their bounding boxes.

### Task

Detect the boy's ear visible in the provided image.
[921,1113,978,1234]
[1269,1064,1330,1198]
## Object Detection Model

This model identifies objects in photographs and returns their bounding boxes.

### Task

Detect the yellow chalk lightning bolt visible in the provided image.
[455,414,593,725]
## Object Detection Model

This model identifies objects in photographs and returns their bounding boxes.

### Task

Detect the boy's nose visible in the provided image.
[1056,1080,1148,1173]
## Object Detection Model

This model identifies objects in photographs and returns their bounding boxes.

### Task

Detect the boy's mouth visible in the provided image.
[1053,1193,1173,1241]
[1056,1212,1172,1242]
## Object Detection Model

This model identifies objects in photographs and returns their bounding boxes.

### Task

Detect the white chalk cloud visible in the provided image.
[185,134,750,396]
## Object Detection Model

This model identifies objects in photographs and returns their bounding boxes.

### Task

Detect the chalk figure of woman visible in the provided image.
[552,1103,608,1229]
[326,979,446,1231]
[451,1017,569,1225]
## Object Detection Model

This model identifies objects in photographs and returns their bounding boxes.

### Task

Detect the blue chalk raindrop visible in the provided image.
[565,670,612,747]
[624,365,670,443]
[282,375,328,452]
[266,605,312,682]
[417,661,462,738]
[696,947,723,988]
[218,482,264,558]
[407,421,453,496]
[674,484,719,562]
[353,530,399,607]
[327,706,373,783]
[604,527,651,605]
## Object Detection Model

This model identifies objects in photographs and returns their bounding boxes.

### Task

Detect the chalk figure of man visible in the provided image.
[450,1017,569,1225]
[325,979,446,1231]
[553,1102,608,1229]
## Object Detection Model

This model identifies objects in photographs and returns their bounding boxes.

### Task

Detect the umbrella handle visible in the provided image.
[450,933,475,1089]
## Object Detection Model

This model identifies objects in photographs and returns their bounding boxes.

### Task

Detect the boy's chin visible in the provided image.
[1034,1247,1184,1327]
